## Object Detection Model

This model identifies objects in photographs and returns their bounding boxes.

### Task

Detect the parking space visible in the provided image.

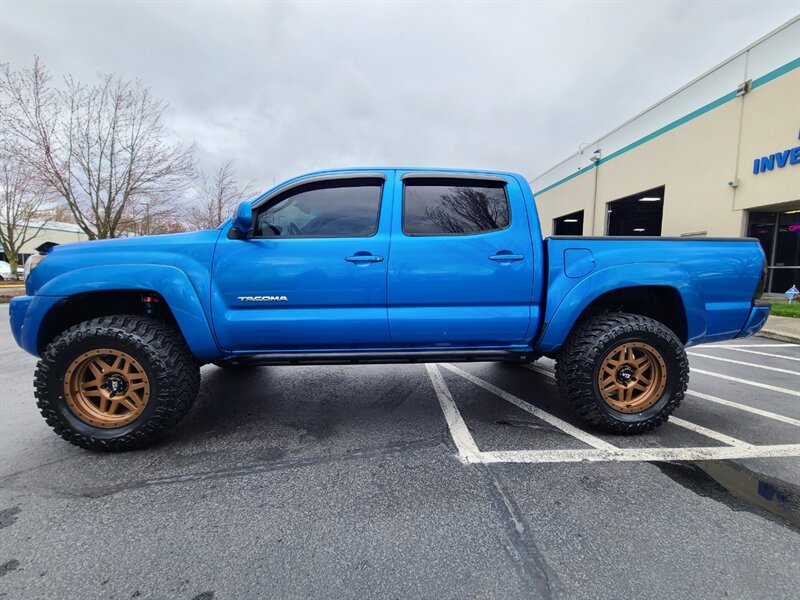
[1,304,799,599]
[426,338,800,465]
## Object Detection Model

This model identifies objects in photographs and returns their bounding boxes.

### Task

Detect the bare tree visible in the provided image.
[118,197,188,236]
[0,58,196,239]
[190,160,252,230]
[43,202,77,224]
[425,187,509,234]
[0,151,50,275]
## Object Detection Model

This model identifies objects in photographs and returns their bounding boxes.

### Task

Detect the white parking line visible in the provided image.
[428,362,800,465]
[440,363,619,452]
[425,364,480,462]
[523,363,554,378]
[668,417,752,447]
[713,343,798,348]
[686,390,800,427]
[690,368,800,396]
[478,444,800,464]
[687,352,799,375]
[710,347,800,362]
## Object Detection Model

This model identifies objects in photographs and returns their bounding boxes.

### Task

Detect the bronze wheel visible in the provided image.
[597,341,667,413]
[556,313,687,434]
[63,348,150,428]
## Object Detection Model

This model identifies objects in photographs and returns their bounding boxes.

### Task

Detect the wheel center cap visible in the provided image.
[616,365,635,385]
[104,374,128,396]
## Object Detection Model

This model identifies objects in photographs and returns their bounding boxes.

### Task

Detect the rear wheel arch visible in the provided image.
[577,285,688,343]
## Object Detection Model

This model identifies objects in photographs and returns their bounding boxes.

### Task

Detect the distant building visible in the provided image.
[531,17,799,293]
[0,221,89,266]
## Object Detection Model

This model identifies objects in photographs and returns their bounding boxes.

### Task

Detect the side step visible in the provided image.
[214,350,534,367]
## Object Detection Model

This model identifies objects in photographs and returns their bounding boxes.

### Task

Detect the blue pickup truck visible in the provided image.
[10,168,770,451]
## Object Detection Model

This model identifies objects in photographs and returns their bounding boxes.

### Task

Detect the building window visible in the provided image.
[748,209,800,293]
[606,186,664,236]
[553,210,584,235]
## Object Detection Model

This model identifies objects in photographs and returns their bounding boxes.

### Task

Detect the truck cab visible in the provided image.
[213,169,544,353]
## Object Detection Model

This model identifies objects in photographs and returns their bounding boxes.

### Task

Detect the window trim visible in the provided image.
[251,177,385,240]
[251,172,387,209]
[401,178,512,238]
[401,172,508,183]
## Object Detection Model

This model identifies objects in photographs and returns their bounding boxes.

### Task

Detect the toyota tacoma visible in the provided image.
[9,168,770,450]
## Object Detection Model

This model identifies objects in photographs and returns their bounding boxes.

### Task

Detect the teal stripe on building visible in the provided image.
[534,57,800,197]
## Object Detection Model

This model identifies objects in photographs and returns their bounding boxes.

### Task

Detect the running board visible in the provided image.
[215,350,533,367]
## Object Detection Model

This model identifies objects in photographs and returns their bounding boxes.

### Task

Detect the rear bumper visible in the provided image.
[735,301,770,339]
[9,295,64,356]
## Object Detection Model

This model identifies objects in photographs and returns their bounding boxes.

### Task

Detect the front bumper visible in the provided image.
[735,301,771,339]
[9,295,65,356]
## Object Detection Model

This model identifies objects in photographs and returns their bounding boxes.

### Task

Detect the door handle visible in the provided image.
[345,254,383,263]
[489,254,524,262]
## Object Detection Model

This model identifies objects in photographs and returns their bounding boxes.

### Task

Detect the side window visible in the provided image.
[403,178,510,236]
[254,178,382,238]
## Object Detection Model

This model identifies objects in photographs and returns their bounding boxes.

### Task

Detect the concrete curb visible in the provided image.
[756,329,800,344]
[0,287,24,304]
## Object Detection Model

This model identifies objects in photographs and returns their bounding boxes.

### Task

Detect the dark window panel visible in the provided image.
[553,210,584,235]
[254,179,382,238]
[606,186,664,237]
[403,180,509,236]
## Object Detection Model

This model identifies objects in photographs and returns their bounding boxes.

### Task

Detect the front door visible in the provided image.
[387,173,534,347]
[211,173,393,351]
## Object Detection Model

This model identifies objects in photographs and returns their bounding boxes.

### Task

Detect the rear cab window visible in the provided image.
[402,178,510,236]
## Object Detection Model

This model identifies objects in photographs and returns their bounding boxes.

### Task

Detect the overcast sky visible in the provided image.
[1,0,798,192]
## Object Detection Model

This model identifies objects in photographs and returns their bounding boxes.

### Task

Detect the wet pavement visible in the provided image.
[1,303,799,599]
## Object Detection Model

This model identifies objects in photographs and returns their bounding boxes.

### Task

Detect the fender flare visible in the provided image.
[36,264,221,360]
[536,262,706,352]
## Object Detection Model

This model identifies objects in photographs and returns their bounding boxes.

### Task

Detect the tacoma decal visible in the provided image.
[237,295,288,302]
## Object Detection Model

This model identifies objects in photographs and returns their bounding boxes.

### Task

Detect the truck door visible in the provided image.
[387,173,534,347]
[211,173,393,351]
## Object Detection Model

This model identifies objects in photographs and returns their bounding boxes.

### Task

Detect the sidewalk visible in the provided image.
[0,286,24,303]
[758,314,800,344]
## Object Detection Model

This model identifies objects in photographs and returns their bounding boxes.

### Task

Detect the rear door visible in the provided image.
[211,173,393,351]
[387,173,534,347]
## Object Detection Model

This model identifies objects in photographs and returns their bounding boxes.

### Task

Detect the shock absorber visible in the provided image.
[141,293,159,317]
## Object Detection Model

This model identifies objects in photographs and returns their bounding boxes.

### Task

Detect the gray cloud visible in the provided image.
[1,0,797,192]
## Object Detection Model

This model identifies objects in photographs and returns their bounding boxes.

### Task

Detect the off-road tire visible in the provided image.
[555,312,688,434]
[34,315,200,451]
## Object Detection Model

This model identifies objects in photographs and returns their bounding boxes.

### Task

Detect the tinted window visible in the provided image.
[606,186,664,236]
[403,179,510,235]
[254,179,382,238]
[553,210,584,235]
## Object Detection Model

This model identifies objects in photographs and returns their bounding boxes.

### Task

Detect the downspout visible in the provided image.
[590,151,601,235]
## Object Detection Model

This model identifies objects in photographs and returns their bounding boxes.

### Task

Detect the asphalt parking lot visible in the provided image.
[1,303,799,600]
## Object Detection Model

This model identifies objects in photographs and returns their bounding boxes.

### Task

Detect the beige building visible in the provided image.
[0,221,88,267]
[531,17,800,294]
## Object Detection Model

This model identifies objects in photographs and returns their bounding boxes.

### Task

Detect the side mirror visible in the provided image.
[231,200,253,236]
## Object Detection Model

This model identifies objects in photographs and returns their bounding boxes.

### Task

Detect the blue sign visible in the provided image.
[786,285,799,302]
[753,130,800,174]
